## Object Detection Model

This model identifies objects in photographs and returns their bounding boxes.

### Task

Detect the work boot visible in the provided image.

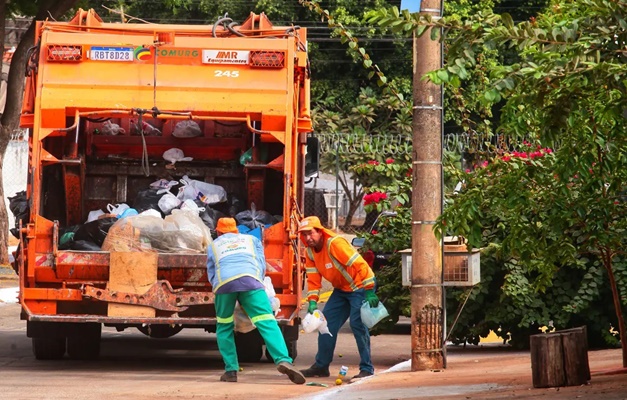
[220,371,237,382]
[300,364,330,378]
[350,370,374,381]
[277,361,306,384]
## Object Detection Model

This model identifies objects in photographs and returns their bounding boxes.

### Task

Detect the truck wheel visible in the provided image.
[67,323,101,360]
[235,330,263,362]
[137,324,184,338]
[265,339,298,362]
[32,337,66,360]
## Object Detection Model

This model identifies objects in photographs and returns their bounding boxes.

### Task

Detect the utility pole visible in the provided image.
[410,0,445,371]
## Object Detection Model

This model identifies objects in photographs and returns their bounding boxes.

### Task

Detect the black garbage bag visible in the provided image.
[73,217,117,247]
[213,194,245,217]
[71,240,102,251]
[235,203,277,230]
[133,188,167,215]
[8,191,29,238]
[58,225,81,250]
[196,203,227,238]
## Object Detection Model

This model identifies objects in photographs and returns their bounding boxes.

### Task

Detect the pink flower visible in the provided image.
[465,169,471,173]
[367,160,379,166]
[371,229,378,235]
[502,155,511,162]
[385,158,394,164]
[481,160,489,167]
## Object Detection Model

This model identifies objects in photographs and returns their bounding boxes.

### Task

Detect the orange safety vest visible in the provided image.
[305,235,376,302]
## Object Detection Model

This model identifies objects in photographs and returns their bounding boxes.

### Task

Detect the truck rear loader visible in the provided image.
[15,9,316,361]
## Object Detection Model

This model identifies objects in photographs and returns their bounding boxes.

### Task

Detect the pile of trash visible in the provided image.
[9,176,281,254]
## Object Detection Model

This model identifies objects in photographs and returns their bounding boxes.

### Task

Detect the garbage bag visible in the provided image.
[133,188,166,215]
[360,300,389,329]
[99,120,125,135]
[158,192,181,214]
[163,148,193,165]
[198,206,226,238]
[8,191,29,238]
[234,302,256,333]
[73,217,117,247]
[301,310,332,336]
[235,203,276,230]
[213,194,245,217]
[172,120,202,138]
[70,240,102,251]
[58,225,81,250]
[163,209,212,252]
[177,175,227,205]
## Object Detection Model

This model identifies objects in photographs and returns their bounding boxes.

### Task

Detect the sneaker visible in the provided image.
[351,370,374,381]
[300,364,330,378]
[277,361,306,385]
[220,371,237,382]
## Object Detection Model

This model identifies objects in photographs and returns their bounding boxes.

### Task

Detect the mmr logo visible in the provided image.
[216,51,238,59]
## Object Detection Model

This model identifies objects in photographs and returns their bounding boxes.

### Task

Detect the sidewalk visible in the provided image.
[293,347,627,400]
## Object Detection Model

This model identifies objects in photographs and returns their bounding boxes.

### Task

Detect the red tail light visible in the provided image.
[47,45,82,62]
[250,51,285,68]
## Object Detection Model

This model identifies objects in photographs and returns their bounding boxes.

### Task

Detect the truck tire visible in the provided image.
[235,330,263,362]
[265,339,297,362]
[32,337,66,360]
[137,324,184,339]
[67,323,101,360]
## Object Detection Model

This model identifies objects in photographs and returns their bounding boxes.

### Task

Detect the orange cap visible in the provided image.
[216,217,238,234]
[297,216,325,232]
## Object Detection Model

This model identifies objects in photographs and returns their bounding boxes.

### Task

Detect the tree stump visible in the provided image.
[530,326,591,388]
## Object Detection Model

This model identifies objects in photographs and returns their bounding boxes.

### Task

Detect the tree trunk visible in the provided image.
[0,1,81,264]
[603,252,627,368]
[342,196,362,228]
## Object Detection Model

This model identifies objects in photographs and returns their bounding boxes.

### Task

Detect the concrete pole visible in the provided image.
[410,0,445,371]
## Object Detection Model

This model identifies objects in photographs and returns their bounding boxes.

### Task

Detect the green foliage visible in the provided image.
[313,86,412,225]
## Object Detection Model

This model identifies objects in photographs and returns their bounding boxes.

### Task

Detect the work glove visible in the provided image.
[365,289,379,308]
[307,300,318,314]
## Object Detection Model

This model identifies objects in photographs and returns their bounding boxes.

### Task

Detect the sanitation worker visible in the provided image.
[298,216,379,381]
[207,217,305,384]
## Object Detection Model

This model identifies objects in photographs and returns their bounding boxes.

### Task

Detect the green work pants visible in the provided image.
[215,288,291,372]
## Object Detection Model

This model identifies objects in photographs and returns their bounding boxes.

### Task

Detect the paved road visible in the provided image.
[0,279,413,399]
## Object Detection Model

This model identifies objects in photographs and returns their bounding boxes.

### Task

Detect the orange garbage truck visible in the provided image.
[16,9,317,360]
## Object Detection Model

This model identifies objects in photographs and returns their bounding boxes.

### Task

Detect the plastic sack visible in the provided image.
[172,120,202,138]
[198,206,226,238]
[264,276,280,315]
[213,194,245,217]
[180,199,205,214]
[133,188,166,215]
[8,191,29,239]
[234,302,256,333]
[158,192,181,214]
[360,301,389,329]
[163,148,193,165]
[100,120,125,135]
[235,203,276,230]
[150,179,179,190]
[101,215,158,252]
[163,209,213,252]
[86,209,105,223]
[177,175,227,205]
[74,217,118,247]
[132,120,161,136]
[107,203,130,217]
[301,310,332,336]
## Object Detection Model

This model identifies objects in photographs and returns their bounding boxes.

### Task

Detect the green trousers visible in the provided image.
[215,288,292,372]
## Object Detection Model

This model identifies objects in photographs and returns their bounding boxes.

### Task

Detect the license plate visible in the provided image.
[90,47,133,62]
